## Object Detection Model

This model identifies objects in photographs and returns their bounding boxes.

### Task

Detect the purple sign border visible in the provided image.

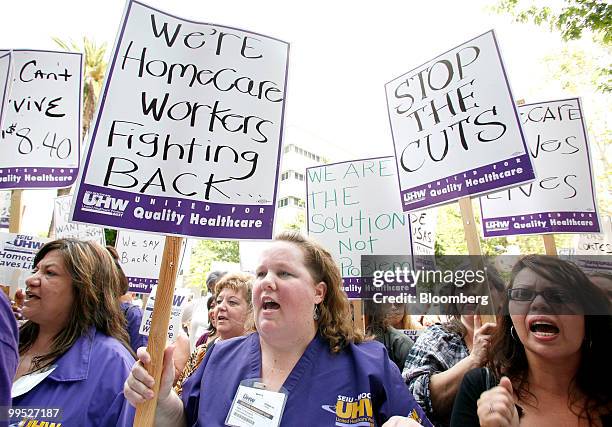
[480,97,601,237]
[482,211,600,237]
[127,276,157,294]
[73,0,289,240]
[0,49,82,190]
[73,184,274,239]
[0,52,11,130]
[384,30,535,212]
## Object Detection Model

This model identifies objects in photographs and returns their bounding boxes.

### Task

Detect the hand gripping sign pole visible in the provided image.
[134,235,183,426]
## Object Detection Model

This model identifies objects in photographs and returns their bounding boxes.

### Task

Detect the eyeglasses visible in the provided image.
[507,288,573,305]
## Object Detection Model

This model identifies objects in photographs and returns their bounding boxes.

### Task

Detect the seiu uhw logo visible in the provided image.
[83,191,129,211]
[9,236,44,250]
[485,220,509,230]
[403,189,426,203]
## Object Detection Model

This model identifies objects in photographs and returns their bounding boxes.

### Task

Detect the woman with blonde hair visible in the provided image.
[174,272,254,396]
[125,232,431,426]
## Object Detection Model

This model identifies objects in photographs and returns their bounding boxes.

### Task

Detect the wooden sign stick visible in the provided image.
[458,197,496,325]
[134,235,183,427]
[542,235,558,256]
[8,189,24,233]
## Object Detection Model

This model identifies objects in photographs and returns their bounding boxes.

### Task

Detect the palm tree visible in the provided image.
[48,37,108,237]
[53,36,108,140]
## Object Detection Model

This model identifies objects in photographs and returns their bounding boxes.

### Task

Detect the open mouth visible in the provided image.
[262,297,280,311]
[25,291,40,301]
[529,320,560,337]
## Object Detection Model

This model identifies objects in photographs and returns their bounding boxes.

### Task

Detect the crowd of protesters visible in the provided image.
[1,234,611,426]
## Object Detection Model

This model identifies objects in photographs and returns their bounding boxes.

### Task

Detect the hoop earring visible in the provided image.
[510,326,518,341]
[313,304,320,321]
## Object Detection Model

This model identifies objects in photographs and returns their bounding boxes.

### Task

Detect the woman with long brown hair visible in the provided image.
[12,239,136,426]
[451,255,612,426]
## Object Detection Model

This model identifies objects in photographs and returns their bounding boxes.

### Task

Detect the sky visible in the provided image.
[0,0,590,233]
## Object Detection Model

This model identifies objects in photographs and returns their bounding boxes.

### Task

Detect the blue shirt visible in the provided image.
[12,328,135,426]
[181,333,432,426]
[0,294,18,427]
[120,302,148,353]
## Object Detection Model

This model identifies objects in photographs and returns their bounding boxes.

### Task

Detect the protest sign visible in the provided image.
[140,285,189,342]
[480,98,600,236]
[410,209,437,256]
[0,52,11,129]
[385,30,535,211]
[306,156,414,298]
[115,230,166,293]
[0,233,50,294]
[0,49,82,190]
[70,0,289,240]
[572,214,612,272]
[0,192,10,228]
[53,194,105,245]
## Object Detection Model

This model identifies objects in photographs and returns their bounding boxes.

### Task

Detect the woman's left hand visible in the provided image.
[382,416,423,427]
[476,377,519,427]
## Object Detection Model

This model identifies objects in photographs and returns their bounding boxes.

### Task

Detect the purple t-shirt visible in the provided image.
[0,293,18,427]
[12,328,135,426]
[120,302,148,353]
[182,333,433,426]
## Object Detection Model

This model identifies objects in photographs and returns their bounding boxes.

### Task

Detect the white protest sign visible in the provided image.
[115,230,165,293]
[571,215,612,272]
[0,192,10,228]
[140,285,189,342]
[385,30,535,211]
[71,0,289,240]
[480,98,600,236]
[0,233,50,294]
[0,49,82,190]
[53,195,106,245]
[0,52,11,130]
[306,157,414,298]
[410,209,438,256]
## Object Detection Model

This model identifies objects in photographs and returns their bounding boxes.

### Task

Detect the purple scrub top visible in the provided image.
[181,333,433,426]
[0,293,18,427]
[120,302,148,353]
[12,327,135,426]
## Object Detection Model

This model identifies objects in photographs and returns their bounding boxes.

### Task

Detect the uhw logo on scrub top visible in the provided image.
[15,420,62,426]
[321,395,425,426]
[321,393,374,426]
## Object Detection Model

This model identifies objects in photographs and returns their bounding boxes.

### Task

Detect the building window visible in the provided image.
[278,198,288,207]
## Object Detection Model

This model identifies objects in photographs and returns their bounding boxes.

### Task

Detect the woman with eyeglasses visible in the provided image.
[450,255,612,427]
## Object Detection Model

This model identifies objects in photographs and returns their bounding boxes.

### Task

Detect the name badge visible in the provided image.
[225,380,288,427]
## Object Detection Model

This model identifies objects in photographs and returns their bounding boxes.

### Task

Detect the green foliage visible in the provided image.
[104,228,117,247]
[493,0,611,92]
[186,240,239,292]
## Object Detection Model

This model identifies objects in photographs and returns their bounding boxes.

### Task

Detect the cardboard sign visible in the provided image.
[572,215,612,272]
[0,233,50,294]
[410,210,437,256]
[140,285,189,342]
[53,194,106,245]
[0,52,11,129]
[0,50,82,189]
[71,0,289,239]
[480,98,600,236]
[306,157,414,298]
[385,30,535,211]
[0,192,9,228]
[115,230,165,293]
